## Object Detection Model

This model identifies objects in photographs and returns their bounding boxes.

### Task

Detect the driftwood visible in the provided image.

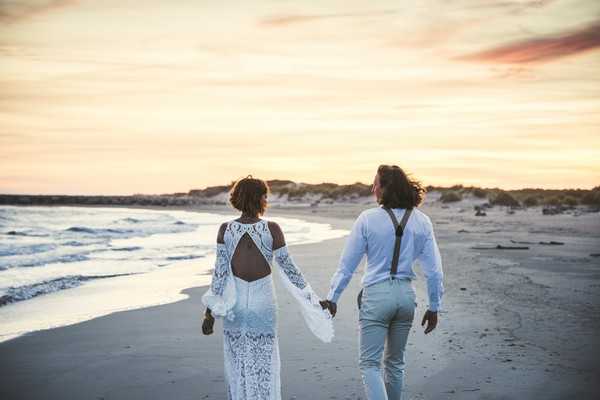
[471,245,529,250]
[510,240,535,245]
[510,240,564,246]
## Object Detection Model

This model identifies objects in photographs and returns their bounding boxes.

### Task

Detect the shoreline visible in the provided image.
[1,203,599,399]
[0,205,348,344]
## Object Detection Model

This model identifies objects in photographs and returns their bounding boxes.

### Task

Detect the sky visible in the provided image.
[1,0,599,195]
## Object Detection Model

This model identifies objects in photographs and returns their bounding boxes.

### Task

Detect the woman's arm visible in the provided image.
[269,221,309,291]
[269,221,334,343]
[201,223,228,336]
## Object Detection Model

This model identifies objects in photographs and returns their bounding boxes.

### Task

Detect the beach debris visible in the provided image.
[510,240,564,246]
[542,206,566,215]
[485,229,501,234]
[471,245,529,250]
[474,205,487,216]
[0,295,10,306]
[458,229,470,233]
[590,253,600,257]
[460,287,467,291]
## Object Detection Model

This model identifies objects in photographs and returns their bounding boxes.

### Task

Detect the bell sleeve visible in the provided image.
[273,245,334,343]
[201,243,236,320]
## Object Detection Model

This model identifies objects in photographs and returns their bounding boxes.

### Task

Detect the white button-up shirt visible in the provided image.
[327,206,444,311]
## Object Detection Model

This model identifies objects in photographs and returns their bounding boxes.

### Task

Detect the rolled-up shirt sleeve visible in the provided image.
[327,212,367,303]
[417,220,444,312]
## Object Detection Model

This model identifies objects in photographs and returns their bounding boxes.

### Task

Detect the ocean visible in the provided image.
[0,206,348,342]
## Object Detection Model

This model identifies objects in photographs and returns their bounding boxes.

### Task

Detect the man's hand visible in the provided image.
[319,300,337,318]
[421,310,438,334]
[202,311,215,335]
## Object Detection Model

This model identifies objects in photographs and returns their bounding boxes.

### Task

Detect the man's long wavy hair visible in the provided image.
[377,165,425,209]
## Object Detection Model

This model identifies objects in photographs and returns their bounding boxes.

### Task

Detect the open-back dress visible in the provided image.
[202,219,334,400]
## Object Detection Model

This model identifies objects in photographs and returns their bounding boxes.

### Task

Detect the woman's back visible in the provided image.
[219,219,286,283]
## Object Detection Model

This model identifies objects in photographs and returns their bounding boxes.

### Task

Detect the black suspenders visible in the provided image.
[383,207,413,276]
[357,208,413,309]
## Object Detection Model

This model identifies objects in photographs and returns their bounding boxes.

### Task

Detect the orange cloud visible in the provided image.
[458,21,600,64]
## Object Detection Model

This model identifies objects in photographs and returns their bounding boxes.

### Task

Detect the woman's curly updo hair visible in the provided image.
[229,175,270,216]
[377,165,425,209]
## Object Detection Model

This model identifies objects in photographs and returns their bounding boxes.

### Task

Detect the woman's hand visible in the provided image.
[421,310,438,334]
[202,310,215,335]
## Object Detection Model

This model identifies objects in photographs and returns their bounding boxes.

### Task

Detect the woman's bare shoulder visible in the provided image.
[217,222,228,244]
[267,221,286,249]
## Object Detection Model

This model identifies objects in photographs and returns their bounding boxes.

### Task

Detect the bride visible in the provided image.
[201,176,334,400]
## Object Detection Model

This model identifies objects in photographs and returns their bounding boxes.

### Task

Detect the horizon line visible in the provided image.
[1,182,598,197]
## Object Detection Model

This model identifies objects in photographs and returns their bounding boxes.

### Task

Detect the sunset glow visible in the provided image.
[1,0,599,194]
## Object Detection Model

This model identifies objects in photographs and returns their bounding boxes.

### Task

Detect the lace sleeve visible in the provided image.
[202,243,236,320]
[273,245,334,343]
[210,244,229,295]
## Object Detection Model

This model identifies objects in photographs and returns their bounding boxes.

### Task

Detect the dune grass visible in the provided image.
[2,183,598,209]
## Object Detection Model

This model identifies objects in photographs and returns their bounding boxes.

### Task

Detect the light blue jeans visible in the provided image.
[358,278,416,400]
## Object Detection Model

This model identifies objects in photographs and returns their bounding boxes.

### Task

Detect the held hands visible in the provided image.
[319,300,337,318]
[421,310,438,334]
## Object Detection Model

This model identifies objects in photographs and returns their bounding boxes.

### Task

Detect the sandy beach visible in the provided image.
[1,201,599,399]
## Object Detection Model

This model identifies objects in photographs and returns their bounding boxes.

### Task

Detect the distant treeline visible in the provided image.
[0,194,204,207]
[189,180,373,200]
[1,181,599,208]
[435,185,600,208]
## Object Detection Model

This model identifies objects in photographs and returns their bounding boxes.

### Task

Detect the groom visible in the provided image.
[321,165,444,400]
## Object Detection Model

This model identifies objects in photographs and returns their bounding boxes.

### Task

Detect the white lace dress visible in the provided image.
[202,220,334,400]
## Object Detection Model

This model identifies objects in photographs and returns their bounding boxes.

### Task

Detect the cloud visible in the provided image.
[461,0,555,14]
[260,10,396,27]
[457,21,600,64]
[260,0,554,28]
[0,0,76,23]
